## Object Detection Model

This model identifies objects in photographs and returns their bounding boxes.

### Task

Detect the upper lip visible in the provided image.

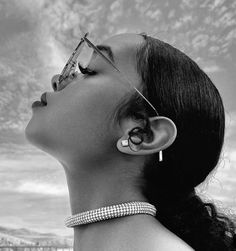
[40,92,47,105]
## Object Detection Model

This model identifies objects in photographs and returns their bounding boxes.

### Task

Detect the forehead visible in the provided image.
[101,33,144,61]
[105,34,144,88]
[103,33,144,49]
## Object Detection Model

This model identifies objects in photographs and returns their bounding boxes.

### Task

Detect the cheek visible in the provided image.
[28,78,128,158]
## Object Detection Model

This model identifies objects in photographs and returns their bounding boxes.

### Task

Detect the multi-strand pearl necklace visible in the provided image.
[65,201,157,228]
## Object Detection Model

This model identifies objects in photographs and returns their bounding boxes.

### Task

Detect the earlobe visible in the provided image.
[116,116,177,156]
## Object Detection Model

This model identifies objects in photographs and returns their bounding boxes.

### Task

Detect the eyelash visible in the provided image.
[78,64,96,76]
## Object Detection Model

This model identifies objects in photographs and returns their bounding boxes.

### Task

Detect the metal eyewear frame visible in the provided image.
[57,32,159,117]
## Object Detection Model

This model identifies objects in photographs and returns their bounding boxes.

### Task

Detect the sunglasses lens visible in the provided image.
[76,41,94,70]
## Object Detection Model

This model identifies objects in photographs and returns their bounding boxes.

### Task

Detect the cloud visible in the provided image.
[215,12,236,28]
[192,34,209,50]
[172,20,183,30]
[168,9,175,19]
[134,0,152,16]
[180,0,198,9]
[181,14,194,24]
[225,111,236,146]
[229,150,236,162]
[0,189,72,235]
[0,216,28,230]
[208,45,220,55]
[203,64,222,73]
[0,146,68,198]
[107,0,124,23]
[209,0,226,10]
[225,28,236,42]
[145,9,162,21]
[17,182,68,196]
[37,35,67,75]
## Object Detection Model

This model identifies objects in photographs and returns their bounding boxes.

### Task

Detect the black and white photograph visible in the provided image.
[0,0,236,250]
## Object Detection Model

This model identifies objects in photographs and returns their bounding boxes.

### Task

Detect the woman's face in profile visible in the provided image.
[25,33,144,164]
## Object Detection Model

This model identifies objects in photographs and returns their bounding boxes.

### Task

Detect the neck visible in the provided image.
[61,157,150,250]
[73,213,157,251]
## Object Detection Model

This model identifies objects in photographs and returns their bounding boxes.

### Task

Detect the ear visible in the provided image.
[116,116,177,156]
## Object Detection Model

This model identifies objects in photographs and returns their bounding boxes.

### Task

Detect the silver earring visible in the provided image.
[121,139,129,147]
[121,141,163,161]
[159,151,163,162]
[121,128,164,160]
[128,127,144,152]
[121,127,144,152]
[120,137,143,152]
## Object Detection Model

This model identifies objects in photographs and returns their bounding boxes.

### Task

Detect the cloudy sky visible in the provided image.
[0,0,236,236]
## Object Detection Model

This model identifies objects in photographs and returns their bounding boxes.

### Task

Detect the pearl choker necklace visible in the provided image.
[65,201,157,227]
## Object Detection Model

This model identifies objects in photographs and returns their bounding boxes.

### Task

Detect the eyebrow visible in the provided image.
[95,44,115,63]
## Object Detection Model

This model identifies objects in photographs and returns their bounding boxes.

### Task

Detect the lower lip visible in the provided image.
[32,101,46,108]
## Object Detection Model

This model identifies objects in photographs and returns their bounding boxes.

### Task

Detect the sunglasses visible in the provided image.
[57,32,159,117]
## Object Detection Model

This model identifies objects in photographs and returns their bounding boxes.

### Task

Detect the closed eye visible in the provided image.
[78,64,96,76]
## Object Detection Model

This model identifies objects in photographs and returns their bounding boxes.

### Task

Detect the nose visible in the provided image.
[51,73,79,92]
[51,74,70,92]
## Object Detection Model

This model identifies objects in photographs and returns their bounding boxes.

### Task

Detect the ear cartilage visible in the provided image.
[129,135,143,145]
[159,151,163,162]
[121,140,129,147]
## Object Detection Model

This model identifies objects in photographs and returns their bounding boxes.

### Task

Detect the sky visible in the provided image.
[0,0,236,236]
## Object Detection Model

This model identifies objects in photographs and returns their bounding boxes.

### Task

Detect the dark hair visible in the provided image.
[114,34,236,250]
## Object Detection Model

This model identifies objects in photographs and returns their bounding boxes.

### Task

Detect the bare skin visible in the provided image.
[25,33,193,251]
[72,214,194,251]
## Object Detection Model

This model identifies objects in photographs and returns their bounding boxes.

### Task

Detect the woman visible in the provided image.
[25,33,236,250]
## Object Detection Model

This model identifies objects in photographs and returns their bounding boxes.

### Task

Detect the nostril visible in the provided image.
[52,82,57,91]
[51,74,61,91]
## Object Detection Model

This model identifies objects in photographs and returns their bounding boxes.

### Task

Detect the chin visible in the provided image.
[24,119,49,152]
[24,119,65,163]
[25,120,43,148]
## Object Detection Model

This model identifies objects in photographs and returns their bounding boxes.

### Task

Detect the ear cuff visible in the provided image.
[121,127,163,162]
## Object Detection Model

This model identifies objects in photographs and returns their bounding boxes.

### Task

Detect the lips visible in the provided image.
[40,92,47,106]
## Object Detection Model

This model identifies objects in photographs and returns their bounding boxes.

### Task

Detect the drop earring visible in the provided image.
[159,150,163,162]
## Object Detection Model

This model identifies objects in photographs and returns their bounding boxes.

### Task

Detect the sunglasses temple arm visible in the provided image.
[84,37,159,116]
